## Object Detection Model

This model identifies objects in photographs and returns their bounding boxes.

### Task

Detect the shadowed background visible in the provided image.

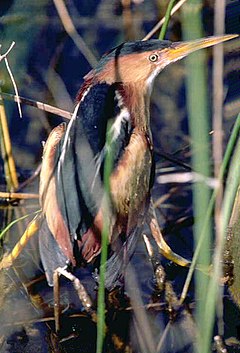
[0,1,240,352]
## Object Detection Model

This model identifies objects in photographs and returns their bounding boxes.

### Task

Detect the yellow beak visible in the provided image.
[164,34,238,62]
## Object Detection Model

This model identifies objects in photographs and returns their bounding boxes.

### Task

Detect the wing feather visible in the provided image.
[55,82,133,240]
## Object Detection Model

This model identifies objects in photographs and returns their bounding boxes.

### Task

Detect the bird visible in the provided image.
[39,35,237,290]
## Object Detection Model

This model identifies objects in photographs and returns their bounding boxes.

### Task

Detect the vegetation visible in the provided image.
[0,1,239,352]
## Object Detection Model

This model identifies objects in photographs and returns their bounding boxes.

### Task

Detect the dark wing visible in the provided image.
[39,123,75,283]
[39,123,75,264]
[55,82,133,241]
[39,82,133,285]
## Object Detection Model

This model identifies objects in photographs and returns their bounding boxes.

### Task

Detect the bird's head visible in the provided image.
[92,35,237,89]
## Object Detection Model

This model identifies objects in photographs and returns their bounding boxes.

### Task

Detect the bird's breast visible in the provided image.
[110,128,153,231]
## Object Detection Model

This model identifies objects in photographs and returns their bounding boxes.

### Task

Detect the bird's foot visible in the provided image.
[53,267,94,333]
[149,217,190,267]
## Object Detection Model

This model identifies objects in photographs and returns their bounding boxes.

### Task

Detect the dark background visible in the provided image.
[0,1,240,352]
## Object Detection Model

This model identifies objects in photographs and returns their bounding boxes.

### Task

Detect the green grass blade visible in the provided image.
[181,2,212,351]
[0,209,41,241]
[96,122,114,353]
[159,0,177,40]
[180,113,240,303]
[203,138,240,353]
[180,112,240,352]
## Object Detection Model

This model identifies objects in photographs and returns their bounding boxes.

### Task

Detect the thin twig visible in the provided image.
[0,42,15,62]
[156,321,171,352]
[53,0,97,67]
[0,42,22,117]
[17,164,41,191]
[0,191,39,200]
[4,57,22,118]
[0,92,72,120]
[155,147,192,171]
[143,0,188,40]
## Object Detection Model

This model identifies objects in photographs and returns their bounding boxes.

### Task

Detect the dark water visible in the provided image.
[0,170,197,353]
[0,172,240,353]
[1,0,240,351]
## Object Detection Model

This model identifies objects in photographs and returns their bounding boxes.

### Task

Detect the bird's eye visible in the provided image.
[149,54,159,62]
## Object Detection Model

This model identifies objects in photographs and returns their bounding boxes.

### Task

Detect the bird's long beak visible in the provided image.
[164,34,238,63]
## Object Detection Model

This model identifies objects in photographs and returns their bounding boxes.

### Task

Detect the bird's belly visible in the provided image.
[110,130,152,229]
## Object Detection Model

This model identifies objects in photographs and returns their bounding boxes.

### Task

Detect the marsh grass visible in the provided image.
[0,1,239,352]
[96,121,114,353]
[181,1,240,352]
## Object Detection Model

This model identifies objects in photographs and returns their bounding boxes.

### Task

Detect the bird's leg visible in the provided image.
[53,270,61,333]
[52,267,95,337]
[54,267,93,314]
[143,233,166,292]
[143,233,186,323]
[148,201,190,267]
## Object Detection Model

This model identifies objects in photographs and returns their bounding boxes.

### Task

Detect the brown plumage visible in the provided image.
[39,35,237,288]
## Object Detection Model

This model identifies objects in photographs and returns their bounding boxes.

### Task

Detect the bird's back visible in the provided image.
[39,78,154,287]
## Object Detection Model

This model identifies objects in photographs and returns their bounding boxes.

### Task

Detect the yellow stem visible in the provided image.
[0,191,39,200]
[0,215,41,269]
[0,95,18,190]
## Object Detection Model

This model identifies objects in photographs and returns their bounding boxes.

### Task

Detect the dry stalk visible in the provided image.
[0,42,22,117]
[143,0,188,40]
[0,215,41,269]
[0,95,19,190]
[53,0,97,67]
[0,191,39,200]
[1,92,72,120]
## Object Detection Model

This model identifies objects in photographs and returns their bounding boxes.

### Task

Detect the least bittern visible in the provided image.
[1,35,237,291]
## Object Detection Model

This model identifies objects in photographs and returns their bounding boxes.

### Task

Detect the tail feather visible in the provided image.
[39,219,69,286]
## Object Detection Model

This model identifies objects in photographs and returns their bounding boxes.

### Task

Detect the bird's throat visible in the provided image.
[119,82,151,131]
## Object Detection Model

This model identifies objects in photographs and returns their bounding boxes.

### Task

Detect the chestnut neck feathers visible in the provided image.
[77,73,151,131]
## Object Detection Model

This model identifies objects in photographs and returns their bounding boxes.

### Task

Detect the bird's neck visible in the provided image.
[118,82,151,131]
[77,77,151,131]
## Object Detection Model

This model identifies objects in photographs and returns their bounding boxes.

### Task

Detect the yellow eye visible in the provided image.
[149,54,158,62]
